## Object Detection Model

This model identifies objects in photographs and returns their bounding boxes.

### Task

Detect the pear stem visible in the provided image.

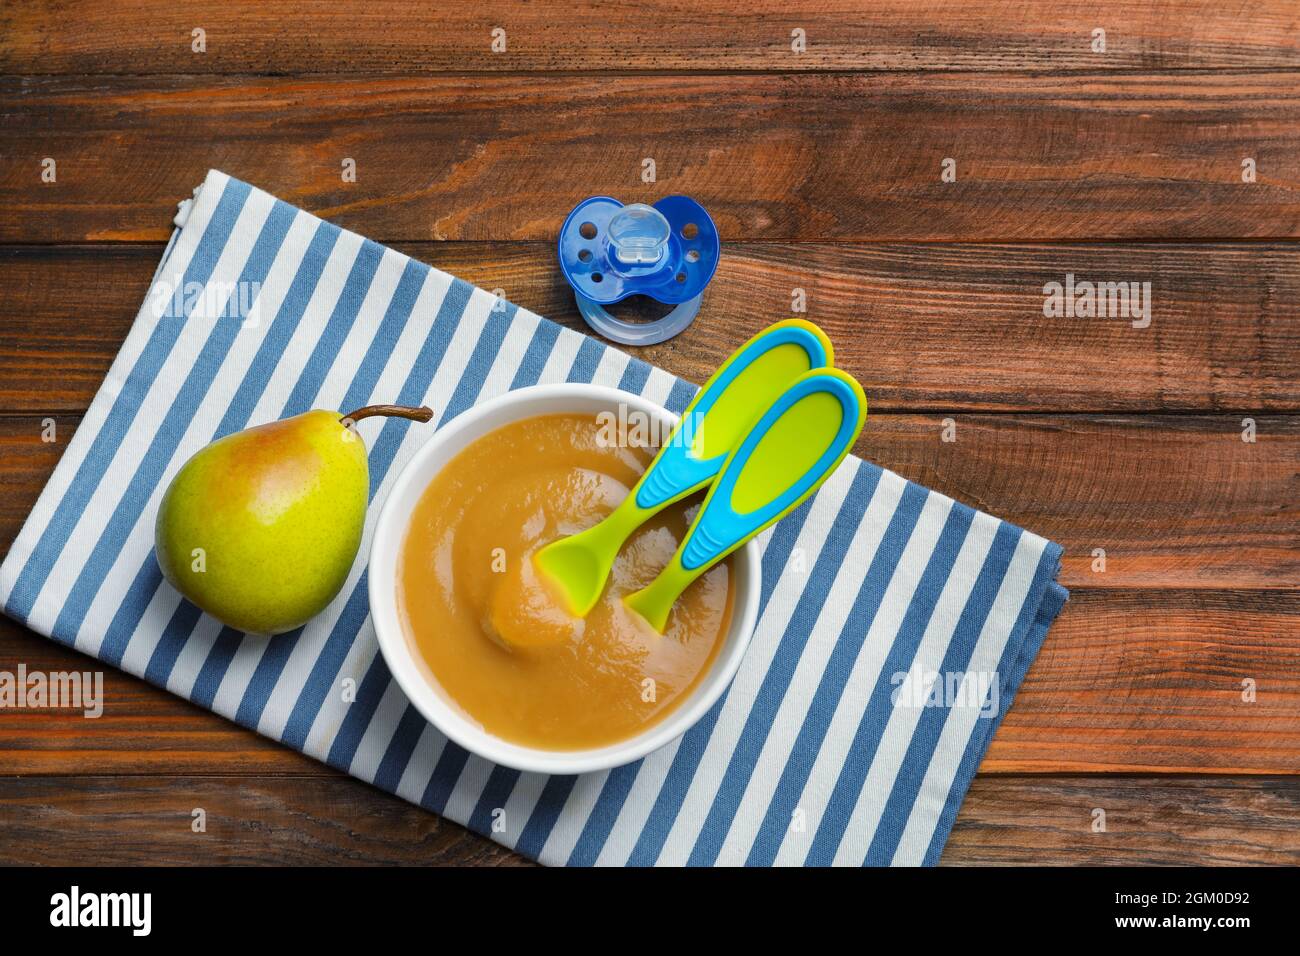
[341,404,434,425]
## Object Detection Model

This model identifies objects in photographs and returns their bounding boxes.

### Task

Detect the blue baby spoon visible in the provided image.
[558,196,720,346]
[625,368,868,633]
[531,319,833,621]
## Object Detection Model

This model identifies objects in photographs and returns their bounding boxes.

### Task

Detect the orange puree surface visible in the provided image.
[397,413,734,750]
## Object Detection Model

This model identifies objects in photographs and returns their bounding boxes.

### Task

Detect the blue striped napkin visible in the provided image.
[2,171,1066,866]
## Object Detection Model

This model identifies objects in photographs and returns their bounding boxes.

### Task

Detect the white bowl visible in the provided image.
[369,383,761,775]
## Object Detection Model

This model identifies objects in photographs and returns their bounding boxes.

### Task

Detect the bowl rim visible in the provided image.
[368,382,761,775]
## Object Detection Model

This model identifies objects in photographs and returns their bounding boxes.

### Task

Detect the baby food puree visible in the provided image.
[397,413,734,750]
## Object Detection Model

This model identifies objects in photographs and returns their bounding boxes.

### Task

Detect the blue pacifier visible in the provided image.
[558,196,720,346]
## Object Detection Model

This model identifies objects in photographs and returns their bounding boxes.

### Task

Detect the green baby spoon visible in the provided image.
[534,319,833,617]
[625,367,867,633]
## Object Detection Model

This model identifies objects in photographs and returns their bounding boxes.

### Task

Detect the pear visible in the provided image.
[155,404,432,635]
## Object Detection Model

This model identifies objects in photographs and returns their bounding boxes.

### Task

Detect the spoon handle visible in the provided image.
[536,320,832,618]
[626,368,867,633]
[629,319,833,511]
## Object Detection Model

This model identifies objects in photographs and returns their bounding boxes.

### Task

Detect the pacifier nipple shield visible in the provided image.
[558,196,720,346]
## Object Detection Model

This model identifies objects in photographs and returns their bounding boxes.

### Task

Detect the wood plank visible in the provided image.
[0,416,72,567]
[5,415,1294,591]
[1,773,1295,865]
[4,73,1299,243]
[0,246,158,415]
[2,1,1297,74]
[989,590,1300,773]
[0,774,531,866]
[3,590,1296,775]
[4,242,1298,415]
[866,415,1300,590]
[944,775,1300,865]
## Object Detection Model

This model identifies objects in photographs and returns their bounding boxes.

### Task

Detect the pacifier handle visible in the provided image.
[574,293,702,347]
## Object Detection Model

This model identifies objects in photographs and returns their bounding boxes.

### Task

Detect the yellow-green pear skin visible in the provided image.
[155,410,369,635]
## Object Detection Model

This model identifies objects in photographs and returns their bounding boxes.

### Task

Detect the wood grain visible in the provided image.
[3,242,1297,416]
[989,590,1300,774]
[4,73,1299,243]
[1,772,1295,866]
[6,414,1295,592]
[3,589,1295,776]
[2,1,1297,74]
[867,414,1300,590]
[945,775,1300,865]
[0,774,531,866]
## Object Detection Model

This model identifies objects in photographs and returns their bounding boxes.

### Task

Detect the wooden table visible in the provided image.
[1,2,1297,866]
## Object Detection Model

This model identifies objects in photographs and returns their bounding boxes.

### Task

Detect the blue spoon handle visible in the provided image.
[625,368,867,633]
[680,370,866,570]
[632,319,833,512]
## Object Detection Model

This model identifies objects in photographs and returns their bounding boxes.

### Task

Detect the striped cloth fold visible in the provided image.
[1,171,1067,866]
